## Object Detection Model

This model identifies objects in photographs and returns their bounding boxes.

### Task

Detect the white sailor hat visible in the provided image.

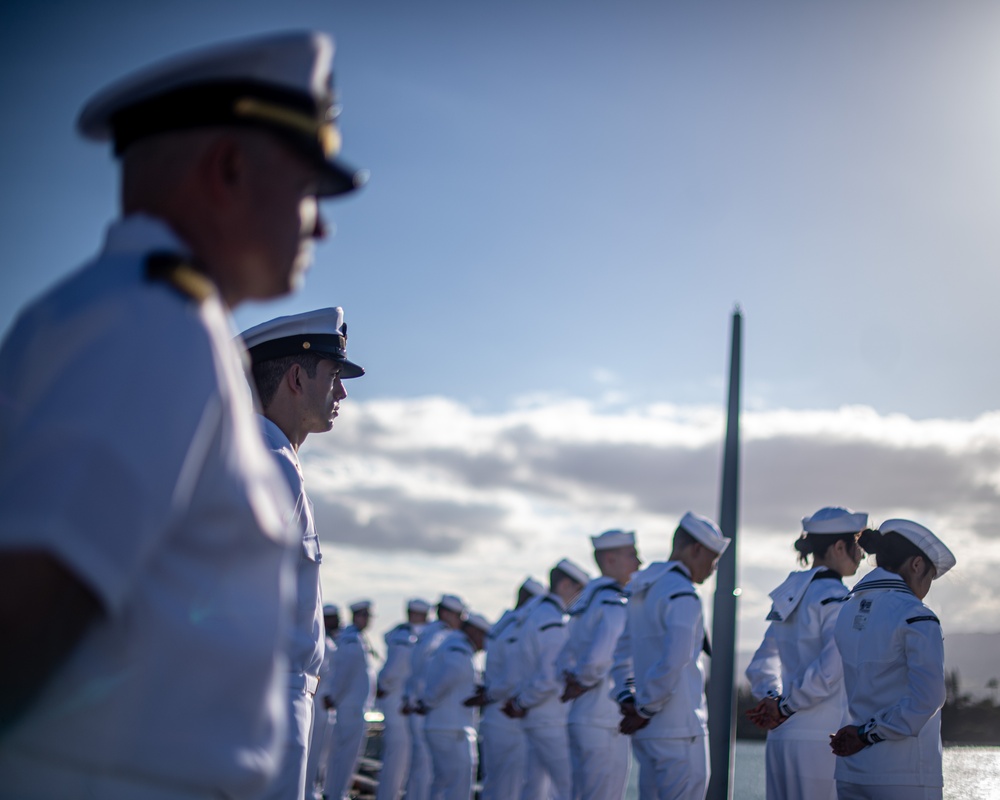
[240,307,364,378]
[591,529,636,551]
[77,30,365,197]
[349,599,372,613]
[802,506,869,535]
[679,511,731,555]
[879,519,957,579]
[464,612,492,634]
[407,598,431,614]
[322,604,340,617]
[438,594,466,614]
[555,558,590,587]
[520,577,547,597]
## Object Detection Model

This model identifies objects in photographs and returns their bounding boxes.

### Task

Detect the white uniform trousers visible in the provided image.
[569,722,629,800]
[631,735,709,800]
[375,705,412,800]
[426,728,477,800]
[259,683,315,800]
[837,783,942,800]
[305,706,334,799]
[480,707,526,800]
[406,712,433,800]
[765,735,836,800]
[324,711,366,800]
[521,725,572,800]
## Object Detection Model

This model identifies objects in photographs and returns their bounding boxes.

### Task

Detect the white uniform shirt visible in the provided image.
[556,576,628,729]
[0,215,296,796]
[833,567,946,788]
[260,416,325,678]
[613,561,709,740]
[378,622,418,706]
[423,630,479,732]
[328,624,376,715]
[513,594,571,728]
[405,619,450,706]
[745,567,849,737]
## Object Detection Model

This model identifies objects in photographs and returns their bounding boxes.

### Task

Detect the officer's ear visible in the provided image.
[200,133,246,201]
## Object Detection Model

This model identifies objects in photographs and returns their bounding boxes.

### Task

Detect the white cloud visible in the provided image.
[308,396,1000,655]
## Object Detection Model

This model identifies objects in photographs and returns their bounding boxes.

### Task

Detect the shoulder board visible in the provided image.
[145,252,215,303]
[539,621,565,632]
[812,569,844,583]
[669,591,698,601]
[906,614,940,625]
[821,596,849,606]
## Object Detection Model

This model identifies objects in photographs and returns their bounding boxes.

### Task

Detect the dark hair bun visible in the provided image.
[794,536,811,555]
[858,528,881,554]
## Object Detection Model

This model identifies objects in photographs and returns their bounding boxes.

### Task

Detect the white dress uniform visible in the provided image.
[423,629,480,800]
[306,630,339,799]
[556,576,630,800]
[257,416,325,800]
[746,568,850,800]
[376,622,419,800]
[614,561,711,800]
[0,215,296,799]
[833,567,947,799]
[479,604,534,800]
[324,623,377,800]
[405,619,451,800]
[511,594,573,800]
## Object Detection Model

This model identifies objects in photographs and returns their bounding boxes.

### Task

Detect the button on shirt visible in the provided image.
[0,215,297,796]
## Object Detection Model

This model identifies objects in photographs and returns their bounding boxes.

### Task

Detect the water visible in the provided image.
[623,741,1000,799]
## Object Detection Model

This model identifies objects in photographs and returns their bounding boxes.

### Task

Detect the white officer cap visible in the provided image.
[241,307,364,378]
[322,604,339,617]
[879,519,956,579]
[591,529,636,551]
[520,577,546,597]
[802,506,869,535]
[679,511,731,555]
[407,598,431,614]
[555,558,590,587]
[349,599,372,613]
[464,613,492,633]
[438,594,466,614]
[77,30,365,197]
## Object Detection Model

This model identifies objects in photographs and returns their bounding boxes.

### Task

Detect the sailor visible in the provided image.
[557,530,641,800]
[307,604,342,798]
[0,30,364,799]
[423,612,492,800]
[830,520,956,800]
[612,511,730,800]
[325,600,378,800]
[503,558,590,800]
[241,306,365,800]
[471,577,547,800]
[744,506,867,800]
[404,594,467,800]
[375,598,431,800]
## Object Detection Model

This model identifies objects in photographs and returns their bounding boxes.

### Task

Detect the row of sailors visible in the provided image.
[310,512,726,800]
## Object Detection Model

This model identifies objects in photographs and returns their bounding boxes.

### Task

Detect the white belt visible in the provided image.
[289,672,320,696]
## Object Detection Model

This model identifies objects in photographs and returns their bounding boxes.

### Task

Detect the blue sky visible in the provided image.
[3,1,1000,666]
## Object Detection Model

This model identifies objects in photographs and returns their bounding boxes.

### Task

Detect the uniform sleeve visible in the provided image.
[422,643,468,709]
[484,632,510,703]
[378,631,413,696]
[783,598,845,713]
[745,621,782,700]
[610,614,635,704]
[635,594,700,715]
[516,617,568,709]
[574,597,627,688]
[863,617,946,742]
[327,639,362,706]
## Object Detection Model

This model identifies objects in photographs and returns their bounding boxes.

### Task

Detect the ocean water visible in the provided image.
[623,741,1000,800]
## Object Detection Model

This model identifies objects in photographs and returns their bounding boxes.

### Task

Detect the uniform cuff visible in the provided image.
[858,718,882,746]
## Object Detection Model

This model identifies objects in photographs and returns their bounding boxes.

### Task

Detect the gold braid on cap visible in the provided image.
[234,98,341,156]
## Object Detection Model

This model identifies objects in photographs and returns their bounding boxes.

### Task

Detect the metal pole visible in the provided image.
[707,307,742,800]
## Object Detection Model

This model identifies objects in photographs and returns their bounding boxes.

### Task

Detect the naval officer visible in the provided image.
[325,599,378,800]
[0,30,364,799]
[557,530,642,800]
[503,558,590,800]
[613,512,729,800]
[240,307,365,800]
[376,598,431,800]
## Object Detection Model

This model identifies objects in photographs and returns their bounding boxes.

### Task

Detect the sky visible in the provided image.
[3,1,1000,679]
